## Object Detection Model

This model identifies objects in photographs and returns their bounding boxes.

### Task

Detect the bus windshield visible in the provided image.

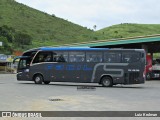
[18,58,30,69]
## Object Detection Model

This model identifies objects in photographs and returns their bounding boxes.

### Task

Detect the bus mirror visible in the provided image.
[13,56,29,64]
[13,57,18,64]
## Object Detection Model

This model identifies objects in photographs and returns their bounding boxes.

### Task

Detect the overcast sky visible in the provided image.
[15,0,160,30]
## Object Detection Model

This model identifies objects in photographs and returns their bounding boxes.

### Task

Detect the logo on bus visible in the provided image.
[46,64,92,71]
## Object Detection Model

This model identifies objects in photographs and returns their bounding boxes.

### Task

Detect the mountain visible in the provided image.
[0,0,96,53]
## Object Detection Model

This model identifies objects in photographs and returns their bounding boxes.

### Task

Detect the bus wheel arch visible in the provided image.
[33,73,43,84]
[100,75,113,87]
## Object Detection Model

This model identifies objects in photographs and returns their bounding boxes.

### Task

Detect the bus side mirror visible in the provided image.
[13,58,18,64]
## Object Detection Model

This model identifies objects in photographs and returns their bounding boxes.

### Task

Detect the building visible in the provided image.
[65,34,160,60]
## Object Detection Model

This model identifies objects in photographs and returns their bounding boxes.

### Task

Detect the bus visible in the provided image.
[14,47,146,87]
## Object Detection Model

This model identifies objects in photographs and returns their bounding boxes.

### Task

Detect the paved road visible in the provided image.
[0,74,160,120]
[0,74,160,111]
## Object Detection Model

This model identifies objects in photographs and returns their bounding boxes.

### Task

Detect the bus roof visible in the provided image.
[25,47,109,52]
[24,47,144,54]
[40,47,109,51]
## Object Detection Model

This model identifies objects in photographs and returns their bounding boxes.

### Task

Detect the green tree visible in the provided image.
[0,36,13,54]
[93,25,97,31]
[0,25,15,43]
[0,36,8,47]
[15,33,32,46]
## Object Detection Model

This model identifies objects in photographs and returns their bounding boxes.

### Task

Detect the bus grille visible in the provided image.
[129,72,140,84]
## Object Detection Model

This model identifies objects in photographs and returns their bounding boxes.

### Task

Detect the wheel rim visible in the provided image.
[103,78,110,86]
[35,76,40,83]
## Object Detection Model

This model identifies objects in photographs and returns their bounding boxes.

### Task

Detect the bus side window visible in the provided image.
[122,52,140,63]
[104,53,121,63]
[32,52,53,63]
[53,52,68,62]
[69,52,85,62]
[58,55,66,62]
[86,52,102,62]
[122,54,130,63]
[43,54,52,62]
[69,55,76,62]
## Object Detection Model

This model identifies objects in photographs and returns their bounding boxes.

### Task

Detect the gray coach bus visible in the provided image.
[14,47,146,87]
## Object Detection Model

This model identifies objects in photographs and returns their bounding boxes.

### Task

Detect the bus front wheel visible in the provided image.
[34,74,43,84]
[101,76,113,87]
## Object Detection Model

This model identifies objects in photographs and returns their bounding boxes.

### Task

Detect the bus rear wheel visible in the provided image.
[34,74,43,84]
[101,76,113,87]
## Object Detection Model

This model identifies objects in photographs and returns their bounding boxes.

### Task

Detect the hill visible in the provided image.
[96,23,160,40]
[0,0,96,54]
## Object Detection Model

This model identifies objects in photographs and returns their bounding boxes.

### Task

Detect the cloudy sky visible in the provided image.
[15,0,160,30]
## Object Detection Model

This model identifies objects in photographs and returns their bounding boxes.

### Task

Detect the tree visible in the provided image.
[14,33,32,46]
[0,36,13,54]
[93,25,97,31]
[0,25,15,43]
[114,31,119,38]
[0,36,8,47]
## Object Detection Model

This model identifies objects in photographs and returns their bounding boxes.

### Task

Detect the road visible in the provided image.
[0,74,160,119]
[0,74,160,111]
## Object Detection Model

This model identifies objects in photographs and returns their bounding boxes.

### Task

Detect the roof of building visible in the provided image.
[63,34,160,47]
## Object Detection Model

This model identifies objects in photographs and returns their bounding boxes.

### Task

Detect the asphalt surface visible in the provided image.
[0,74,160,119]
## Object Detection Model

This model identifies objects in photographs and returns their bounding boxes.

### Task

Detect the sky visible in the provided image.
[15,0,160,30]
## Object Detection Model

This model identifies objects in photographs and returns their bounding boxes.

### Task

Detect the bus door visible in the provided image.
[17,58,30,80]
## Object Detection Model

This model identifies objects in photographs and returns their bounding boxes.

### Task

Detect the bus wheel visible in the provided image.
[44,81,50,84]
[34,74,43,84]
[101,76,113,87]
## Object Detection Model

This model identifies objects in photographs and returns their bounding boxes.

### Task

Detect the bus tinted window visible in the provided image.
[33,52,52,63]
[86,52,103,62]
[122,52,141,63]
[104,52,121,63]
[69,52,85,62]
[53,52,68,62]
